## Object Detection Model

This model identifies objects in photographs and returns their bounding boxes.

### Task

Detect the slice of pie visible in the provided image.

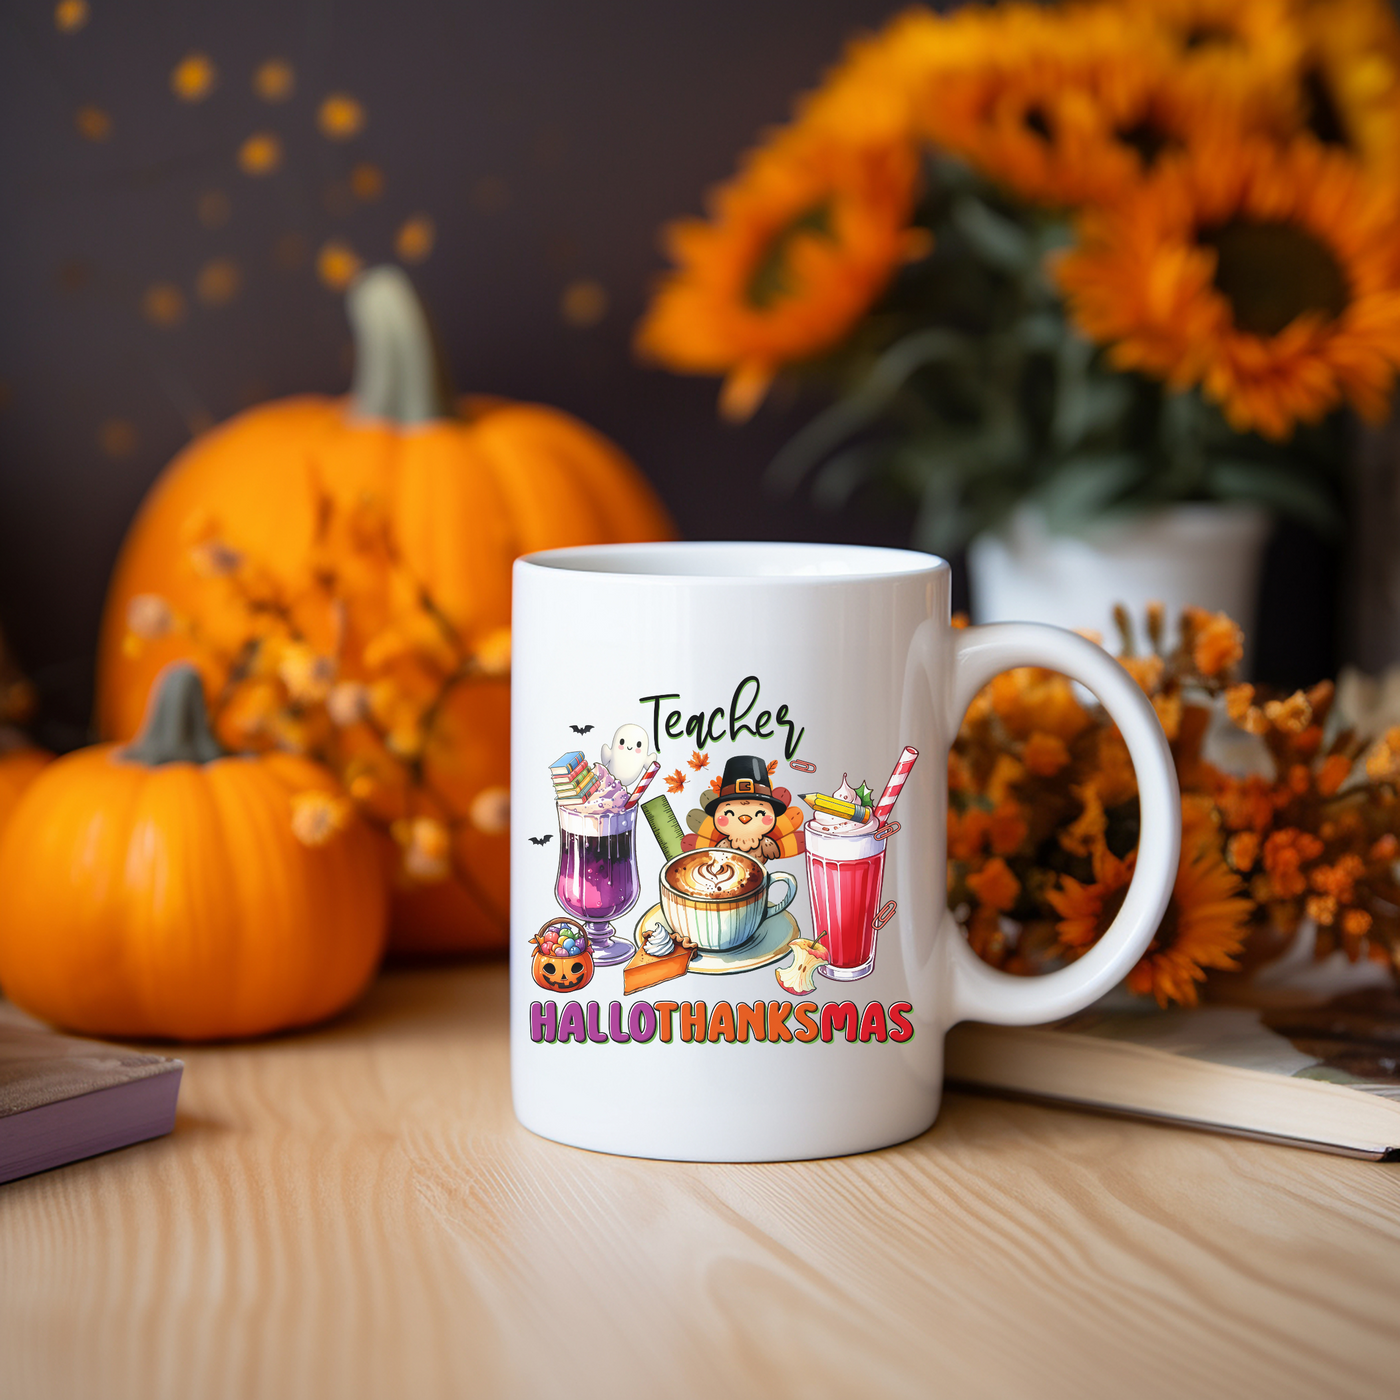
[623,922,698,995]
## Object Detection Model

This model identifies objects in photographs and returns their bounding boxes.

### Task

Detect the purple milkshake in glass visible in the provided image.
[554,766,638,965]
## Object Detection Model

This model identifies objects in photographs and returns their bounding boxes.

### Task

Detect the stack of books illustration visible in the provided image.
[551,751,600,807]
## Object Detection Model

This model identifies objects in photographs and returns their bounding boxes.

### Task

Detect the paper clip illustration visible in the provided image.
[873,901,898,929]
[873,820,901,842]
[789,758,817,774]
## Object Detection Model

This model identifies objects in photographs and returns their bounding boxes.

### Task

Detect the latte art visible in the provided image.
[664,849,765,901]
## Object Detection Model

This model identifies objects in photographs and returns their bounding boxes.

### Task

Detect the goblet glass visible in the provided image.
[553,802,639,965]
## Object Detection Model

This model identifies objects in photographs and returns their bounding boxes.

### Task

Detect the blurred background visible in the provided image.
[0,0,1385,751]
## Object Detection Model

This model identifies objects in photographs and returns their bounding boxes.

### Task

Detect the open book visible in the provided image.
[945,939,1400,1159]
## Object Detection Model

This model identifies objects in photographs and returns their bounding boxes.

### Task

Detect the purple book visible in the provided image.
[0,1007,182,1185]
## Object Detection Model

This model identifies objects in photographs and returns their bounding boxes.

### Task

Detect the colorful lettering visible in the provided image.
[736,1002,766,1042]
[859,1001,888,1042]
[766,1001,794,1042]
[628,1001,658,1044]
[793,1000,820,1043]
[681,1001,707,1043]
[820,1001,860,1042]
[654,1000,679,1043]
[556,1001,587,1044]
[888,1001,915,1042]
[585,1001,609,1044]
[530,1000,557,1043]
[708,1002,737,1042]
[608,1001,631,1043]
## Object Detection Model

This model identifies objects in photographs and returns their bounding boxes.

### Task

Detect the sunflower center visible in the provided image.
[746,202,834,309]
[1183,23,1241,50]
[1302,66,1351,149]
[1023,103,1053,142]
[1114,118,1176,168]
[1199,220,1350,335]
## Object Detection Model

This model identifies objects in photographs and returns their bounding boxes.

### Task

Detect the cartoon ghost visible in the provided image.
[602,723,655,787]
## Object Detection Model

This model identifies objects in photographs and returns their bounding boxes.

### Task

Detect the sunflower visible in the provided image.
[1049,806,1252,1006]
[919,1,1263,207]
[1285,0,1400,174]
[1118,0,1304,95]
[1055,136,1400,439]
[636,109,924,421]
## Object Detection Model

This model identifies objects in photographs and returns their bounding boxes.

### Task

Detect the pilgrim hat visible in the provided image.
[701,755,787,817]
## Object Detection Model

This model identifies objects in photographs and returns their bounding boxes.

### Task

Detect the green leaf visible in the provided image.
[809,442,887,510]
[951,194,1034,276]
[765,328,973,493]
[1204,458,1343,534]
[1039,452,1146,531]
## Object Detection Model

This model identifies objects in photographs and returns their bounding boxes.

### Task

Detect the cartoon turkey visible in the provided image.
[685,755,804,865]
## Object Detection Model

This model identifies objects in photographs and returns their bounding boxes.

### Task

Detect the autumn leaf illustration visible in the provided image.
[664,768,687,794]
[709,774,723,794]
[767,759,778,775]
[688,750,709,771]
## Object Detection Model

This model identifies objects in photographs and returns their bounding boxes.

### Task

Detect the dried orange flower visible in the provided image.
[1187,609,1244,677]
[1022,731,1070,777]
[967,857,1020,913]
[290,790,351,846]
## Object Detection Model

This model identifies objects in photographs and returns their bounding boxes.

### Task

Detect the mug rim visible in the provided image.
[517,540,948,585]
[661,849,767,906]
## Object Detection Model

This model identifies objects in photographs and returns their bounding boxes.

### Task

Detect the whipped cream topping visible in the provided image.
[809,773,878,837]
[575,765,629,815]
[645,926,675,957]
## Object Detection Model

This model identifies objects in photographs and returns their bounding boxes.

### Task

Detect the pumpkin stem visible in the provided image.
[123,663,225,766]
[346,265,457,424]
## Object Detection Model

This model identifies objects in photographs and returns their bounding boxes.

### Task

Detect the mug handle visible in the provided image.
[941,622,1180,1026]
[765,869,798,920]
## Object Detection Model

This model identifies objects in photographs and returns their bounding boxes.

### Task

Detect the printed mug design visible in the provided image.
[525,673,919,1048]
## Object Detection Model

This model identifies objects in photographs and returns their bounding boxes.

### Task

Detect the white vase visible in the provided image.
[967,503,1271,659]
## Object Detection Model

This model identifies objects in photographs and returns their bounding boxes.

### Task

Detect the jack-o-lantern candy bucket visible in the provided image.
[531,918,594,993]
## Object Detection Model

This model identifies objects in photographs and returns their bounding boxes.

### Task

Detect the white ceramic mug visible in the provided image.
[659,850,799,952]
[512,542,1180,1162]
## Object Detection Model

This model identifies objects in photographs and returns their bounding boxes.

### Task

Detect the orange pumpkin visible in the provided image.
[0,747,50,835]
[0,665,387,1041]
[96,266,674,954]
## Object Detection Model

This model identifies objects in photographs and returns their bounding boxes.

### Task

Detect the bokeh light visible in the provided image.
[196,258,241,307]
[317,241,363,290]
[395,216,435,264]
[317,94,365,140]
[74,106,111,141]
[253,58,295,103]
[53,0,88,33]
[141,283,186,327]
[238,132,283,176]
[171,53,218,103]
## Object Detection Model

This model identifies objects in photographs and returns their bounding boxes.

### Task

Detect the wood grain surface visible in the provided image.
[2,964,1398,1400]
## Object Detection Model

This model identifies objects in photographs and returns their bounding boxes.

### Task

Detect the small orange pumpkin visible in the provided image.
[96,266,674,954]
[0,665,387,1041]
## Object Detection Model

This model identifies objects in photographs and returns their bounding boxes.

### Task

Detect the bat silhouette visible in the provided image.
[570,724,594,734]
[528,834,553,846]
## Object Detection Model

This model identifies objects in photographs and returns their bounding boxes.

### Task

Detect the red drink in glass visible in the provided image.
[804,823,887,980]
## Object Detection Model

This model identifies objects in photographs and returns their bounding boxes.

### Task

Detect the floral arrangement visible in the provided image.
[123,492,511,910]
[952,605,1400,1006]
[638,0,1400,553]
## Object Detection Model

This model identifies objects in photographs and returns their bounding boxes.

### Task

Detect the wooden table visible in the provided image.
[3,964,1398,1400]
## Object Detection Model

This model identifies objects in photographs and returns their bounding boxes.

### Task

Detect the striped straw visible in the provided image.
[873,746,919,826]
[623,757,662,809]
